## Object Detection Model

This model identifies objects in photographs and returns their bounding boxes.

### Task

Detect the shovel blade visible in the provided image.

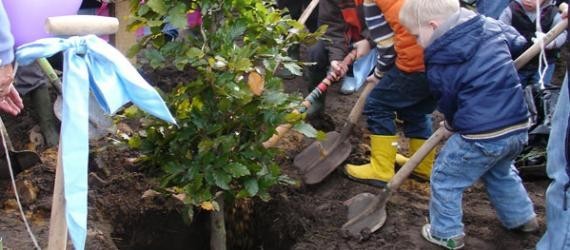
[303,141,352,184]
[294,131,353,184]
[54,94,114,140]
[0,151,41,180]
[341,190,390,240]
[294,131,342,172]
[14,151,42,170]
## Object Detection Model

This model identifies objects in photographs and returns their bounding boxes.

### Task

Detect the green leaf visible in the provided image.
[128,135,142,149]
[228,22,247,39]
[292,122,318,138]
[283,62,302,76]
[258,192,271,202]
[231,57,252,72]
[198,139,214,154]
[278,175,300,187]
[127,43,142,58]
[226,163,250,177]
[284,111,303,123]
[218,135,237,152]
[144,48,165,69]
[213,170,232,190]
[137,4,151,16]
[244,178,259,196]
[146,0,167,15]
[168,3,188,30]
[123,105,140,118]
[263,90,288,105]
[191,96,204,112]
[163,162,184,175]
[186,47,205,59]
[316,130,327,141]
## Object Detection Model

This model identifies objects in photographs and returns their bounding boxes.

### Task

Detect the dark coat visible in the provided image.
[319,0,368,61]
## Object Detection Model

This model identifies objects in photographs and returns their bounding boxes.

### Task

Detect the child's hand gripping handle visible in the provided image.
[262,49,357,148]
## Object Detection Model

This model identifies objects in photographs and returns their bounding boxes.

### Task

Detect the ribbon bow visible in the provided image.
[16,35,177,249]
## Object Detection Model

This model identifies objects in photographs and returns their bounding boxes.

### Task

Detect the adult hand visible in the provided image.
[0,85,23,116]
[0,64,14,96]
[353,39,371,58]
[330,60,348,81]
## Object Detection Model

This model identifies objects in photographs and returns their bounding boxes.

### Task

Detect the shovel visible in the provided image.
[341,126,449,239]
[36,57,114,140]
[340,4,568,239]
[263,49,358,148]
[293,50,409,184]
[295,75,377,184]
[0,117,42,180]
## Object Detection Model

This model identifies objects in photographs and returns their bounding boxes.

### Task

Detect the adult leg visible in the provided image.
[14,62,59,146]
[537,74,570,250]
[305,40,329,117]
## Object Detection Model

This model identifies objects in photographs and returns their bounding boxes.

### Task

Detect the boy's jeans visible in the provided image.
[364,67,436,138]
[477,0,510,19]
[430,132,536,238]
[537,74,570,250]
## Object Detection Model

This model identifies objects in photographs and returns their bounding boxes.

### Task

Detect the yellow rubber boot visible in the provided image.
[395,153,409,166]
[344,135,398,187]
[409,138,436,181]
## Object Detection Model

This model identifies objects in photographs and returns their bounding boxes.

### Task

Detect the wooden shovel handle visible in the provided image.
[348,76,376,125]
[387,127,450,190]
[298,0,319,26]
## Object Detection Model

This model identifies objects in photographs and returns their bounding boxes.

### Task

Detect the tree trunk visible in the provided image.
[210,196,226,250]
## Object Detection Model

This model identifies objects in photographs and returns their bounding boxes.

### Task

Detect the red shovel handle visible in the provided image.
[263,49,357,148]
[300,49,357,110]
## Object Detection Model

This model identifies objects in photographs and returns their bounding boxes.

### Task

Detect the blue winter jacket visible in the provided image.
[424,9,529,135]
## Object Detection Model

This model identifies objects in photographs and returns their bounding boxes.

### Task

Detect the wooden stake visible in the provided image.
[47,145,67,250]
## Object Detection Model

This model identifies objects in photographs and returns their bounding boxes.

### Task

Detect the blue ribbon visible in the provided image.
[15,35,176,249]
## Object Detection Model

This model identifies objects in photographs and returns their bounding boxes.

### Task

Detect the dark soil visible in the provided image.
[0,46,564,249]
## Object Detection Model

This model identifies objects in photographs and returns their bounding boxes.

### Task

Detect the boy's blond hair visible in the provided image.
[400,0,460,31]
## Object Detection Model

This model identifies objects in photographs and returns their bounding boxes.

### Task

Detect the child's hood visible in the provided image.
[424,8,500,65]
